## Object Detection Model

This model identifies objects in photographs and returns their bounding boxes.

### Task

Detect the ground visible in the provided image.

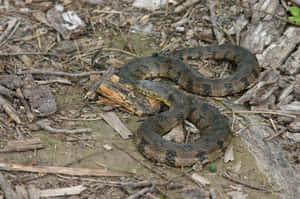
[0,1,299,199]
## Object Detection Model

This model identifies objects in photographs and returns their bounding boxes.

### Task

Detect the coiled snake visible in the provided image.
[118,44,259,167]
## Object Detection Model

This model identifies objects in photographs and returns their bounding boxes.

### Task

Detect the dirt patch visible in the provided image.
[0,1,299,198]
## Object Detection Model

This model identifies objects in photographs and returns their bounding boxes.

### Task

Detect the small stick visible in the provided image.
[222,110,297,118]
[17,69,103,77]
[16,88,35,122]
[222,172,273,193]
[0,162,132,177]
[0,52,58,56]
[103,47,138,57]
[0,18,20,47]
[263,129,285,141]
[86,66,115,100]
[35,79,72,85]
[208,0,225,44]
[127,185,155,199]
[175,0,201,13]
[36,120,92,134]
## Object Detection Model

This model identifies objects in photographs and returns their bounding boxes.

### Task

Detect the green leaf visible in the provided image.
[294,18,300,25]
[290,6,300,17]
[209,164,217,172]
[160,194,166,199]
[152,52,158,57]
[289,16,296,22]
[289,16,300,25]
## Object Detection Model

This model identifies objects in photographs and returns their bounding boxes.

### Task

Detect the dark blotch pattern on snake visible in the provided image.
[118,44,259,167]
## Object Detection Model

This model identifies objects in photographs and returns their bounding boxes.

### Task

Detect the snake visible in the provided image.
[118,44,259,167]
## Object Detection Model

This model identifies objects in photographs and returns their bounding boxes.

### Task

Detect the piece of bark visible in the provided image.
[191,173,211,186]
[241,0,286,53]
[100,111,133,139]
[257,27,300,69]
[235,69,280,105]
[279,45,300,75]
[0,95,22,124]
[22,75,57,116]
[96,74,160,115]
[39,185,86,198]
[0,162,132,177]
[0,138,44,153]
[224,144,234,163]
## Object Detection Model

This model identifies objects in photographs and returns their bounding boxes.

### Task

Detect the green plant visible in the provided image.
[289,6,300,25]
[209,164,217,172]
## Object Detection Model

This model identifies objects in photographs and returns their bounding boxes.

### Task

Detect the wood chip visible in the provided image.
[224,143,234,163]
[0,138,44,153]
[40,185,86,198]
[191,173,210,186]
[100,111,133,139]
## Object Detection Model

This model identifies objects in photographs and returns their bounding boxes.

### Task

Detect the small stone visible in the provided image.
[288,119,300,133]
[103,144,112,151]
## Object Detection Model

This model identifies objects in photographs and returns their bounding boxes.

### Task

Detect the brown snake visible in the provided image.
[118,44,259,167]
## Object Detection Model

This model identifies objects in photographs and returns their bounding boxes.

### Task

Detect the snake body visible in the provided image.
[118,44,259,167]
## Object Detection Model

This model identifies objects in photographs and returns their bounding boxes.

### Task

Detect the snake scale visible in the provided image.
[118,44,259,167]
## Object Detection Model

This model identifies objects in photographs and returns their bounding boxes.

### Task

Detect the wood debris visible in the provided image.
[0,162,132,177]
[0,138,44,153]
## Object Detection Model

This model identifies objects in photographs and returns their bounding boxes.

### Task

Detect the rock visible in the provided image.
[280,101,300,112]
[288,119,300,133]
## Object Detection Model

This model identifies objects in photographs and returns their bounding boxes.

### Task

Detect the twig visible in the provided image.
[36,119,92,134]
[0,162,132,177]
[103,47,138,57]
[0,52,58,56]
[263,129,286,141]
[127,185,155,199]
[222,110,297,118]
[175,0,201,13]
[85,66,116,100]
[35,79,72,85]
[0,18,20,47]
[165,0,169,16]
[16,88,35,122]
[17,69,103,77]
[222,172,273,193]
[207,0,225,43]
